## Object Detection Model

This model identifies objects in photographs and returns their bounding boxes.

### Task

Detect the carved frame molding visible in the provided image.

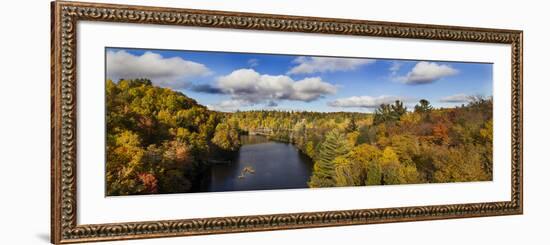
[51,1,523,243]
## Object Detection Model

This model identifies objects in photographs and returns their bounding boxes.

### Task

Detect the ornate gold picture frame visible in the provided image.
[51,1,523,243]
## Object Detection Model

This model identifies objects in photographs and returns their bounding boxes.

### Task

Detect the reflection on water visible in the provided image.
[200,135,314,192]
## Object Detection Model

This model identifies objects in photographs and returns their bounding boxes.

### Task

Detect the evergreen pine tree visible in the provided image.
[414,99,433,113]
[308,129,349,187]
[346,117,358,132]
[391,100,407,118]
[373,100,407,124]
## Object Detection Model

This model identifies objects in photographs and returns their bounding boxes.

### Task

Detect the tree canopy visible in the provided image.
[106,79,493,195]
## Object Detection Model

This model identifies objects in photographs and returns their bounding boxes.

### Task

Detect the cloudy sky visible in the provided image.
[106,47,493,112]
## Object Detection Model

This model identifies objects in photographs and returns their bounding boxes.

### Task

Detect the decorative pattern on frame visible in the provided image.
[51,1,523,243]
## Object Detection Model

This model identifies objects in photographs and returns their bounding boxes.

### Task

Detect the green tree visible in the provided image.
[305,141,316,159]
[373,100,407,124]
[357,125,377,145]
[333,156,363,186]
[373,104,393,124]
[414,99,433,113]
[365,160,383,185]
[379,147,404,185]
[352,144,383,185]
[212,121,241,151]
[309,129,350,187]
[346,117,358,132]
[391,100,407,117]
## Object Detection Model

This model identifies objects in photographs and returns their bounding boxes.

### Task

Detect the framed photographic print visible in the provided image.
[51,0,523,243]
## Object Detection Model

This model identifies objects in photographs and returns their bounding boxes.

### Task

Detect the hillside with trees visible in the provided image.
[106,79,239,195]
[106,79,493,195]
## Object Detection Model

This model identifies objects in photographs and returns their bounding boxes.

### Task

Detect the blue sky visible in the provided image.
[106,47,492,113]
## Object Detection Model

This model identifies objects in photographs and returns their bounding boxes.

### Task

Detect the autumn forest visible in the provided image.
[106,78,493,196]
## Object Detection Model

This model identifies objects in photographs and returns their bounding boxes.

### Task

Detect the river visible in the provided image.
[199,135,314,192]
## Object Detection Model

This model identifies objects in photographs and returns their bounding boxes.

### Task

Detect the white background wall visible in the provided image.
[1,0,547,244]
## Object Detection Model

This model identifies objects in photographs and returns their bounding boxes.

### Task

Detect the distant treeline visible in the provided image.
[106,79,492,195]
[227,98,493,187]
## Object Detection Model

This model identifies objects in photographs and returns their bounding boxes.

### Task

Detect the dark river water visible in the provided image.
[200,135,314,192]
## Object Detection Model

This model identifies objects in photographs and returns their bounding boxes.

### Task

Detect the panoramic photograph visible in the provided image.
[105,47,493,196]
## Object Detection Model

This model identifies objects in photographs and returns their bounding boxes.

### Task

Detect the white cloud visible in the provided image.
[389,61,402,76]
[439,93,472,103]
[247,58,259,67]
[291,77,338,101]
[215,68,337,105]
[397,61,458,84]
[328,95,407,108]
[207,99,251,112]
[106,50,211,89]
[287,56,375,75]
